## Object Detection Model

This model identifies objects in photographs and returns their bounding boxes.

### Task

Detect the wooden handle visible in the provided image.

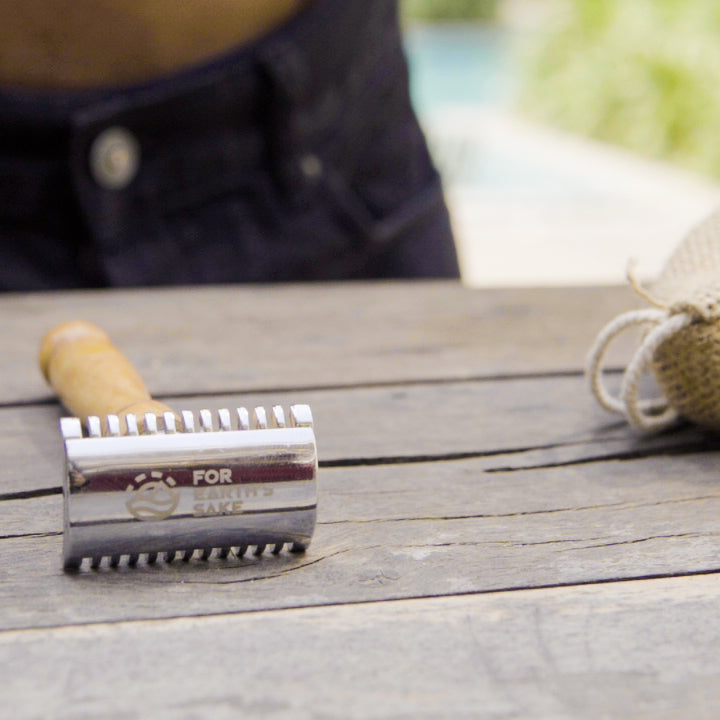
[39,320,173,427]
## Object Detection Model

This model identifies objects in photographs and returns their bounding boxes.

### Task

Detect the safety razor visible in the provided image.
[40,321,318,570]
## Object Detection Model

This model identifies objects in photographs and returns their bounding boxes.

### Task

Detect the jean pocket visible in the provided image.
[319,163,447,250]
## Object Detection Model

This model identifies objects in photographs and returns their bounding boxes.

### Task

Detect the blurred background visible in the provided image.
[401,0,720,286]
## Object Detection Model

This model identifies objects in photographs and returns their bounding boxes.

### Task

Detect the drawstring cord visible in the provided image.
[586,264,695,432]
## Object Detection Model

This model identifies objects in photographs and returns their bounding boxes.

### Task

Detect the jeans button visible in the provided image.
[299,153,323,180]
[89,127,140,190]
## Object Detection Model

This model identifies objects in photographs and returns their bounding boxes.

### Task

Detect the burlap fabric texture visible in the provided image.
[587,208,720,432]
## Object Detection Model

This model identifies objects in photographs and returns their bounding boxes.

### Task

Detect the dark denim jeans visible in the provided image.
[0,0,459,291]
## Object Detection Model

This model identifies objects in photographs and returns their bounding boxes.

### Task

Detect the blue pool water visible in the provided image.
[402,23,610,198]
[403,23,515,114]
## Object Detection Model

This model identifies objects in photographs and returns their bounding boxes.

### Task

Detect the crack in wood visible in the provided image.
[391,533,697,551]
[0,531,61,541]
[148,368,598,400]
[4,566,720,638]
[569,532,714,551]
[0,487,61,502]
[320,433,717,472]
[0,564,720,637]
[1,433,711,505]
[176,547,359,586]
[320,442,576,469]
[6,368,603,412]
[504,536,612,547]
[318,494,720,527]
[484,439,720,473]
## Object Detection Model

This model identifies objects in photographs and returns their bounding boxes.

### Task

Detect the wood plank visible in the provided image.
[1,374,708,496]
[3,282,640,404]
[2,452,719,630]
[5,423,718,535]
[3,574,720,719]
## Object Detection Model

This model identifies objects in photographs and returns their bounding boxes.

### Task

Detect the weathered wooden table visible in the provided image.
[2,282,719,719]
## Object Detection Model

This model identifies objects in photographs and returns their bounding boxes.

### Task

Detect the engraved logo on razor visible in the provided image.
[191,467,273,517]
[125,471,181,521]
[124,467,277,521]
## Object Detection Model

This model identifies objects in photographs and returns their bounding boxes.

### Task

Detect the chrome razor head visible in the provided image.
[60,405,317,570]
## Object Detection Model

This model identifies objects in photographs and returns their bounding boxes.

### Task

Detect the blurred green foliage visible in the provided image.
[402,0,499,21]
[519,0,720,178]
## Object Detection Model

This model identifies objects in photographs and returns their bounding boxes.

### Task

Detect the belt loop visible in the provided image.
[257,41,314,200]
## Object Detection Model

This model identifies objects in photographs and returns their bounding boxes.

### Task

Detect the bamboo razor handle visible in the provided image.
[39,320,173,428]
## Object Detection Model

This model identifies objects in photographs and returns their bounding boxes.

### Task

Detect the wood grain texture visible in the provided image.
[2,282,717,718]
[3,574,720,720]
[3,282,640,404]
[2,450,719,630]
[2,373,711,496]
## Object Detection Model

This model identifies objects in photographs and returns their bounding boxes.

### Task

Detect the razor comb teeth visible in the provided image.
[60,405,317,571]
[74,541,306,570]
[64,404,313,440]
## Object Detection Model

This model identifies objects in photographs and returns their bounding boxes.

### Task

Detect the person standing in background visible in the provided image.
[0,0,459,290]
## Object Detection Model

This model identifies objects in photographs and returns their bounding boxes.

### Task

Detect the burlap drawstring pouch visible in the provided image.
[587,208,720,432]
